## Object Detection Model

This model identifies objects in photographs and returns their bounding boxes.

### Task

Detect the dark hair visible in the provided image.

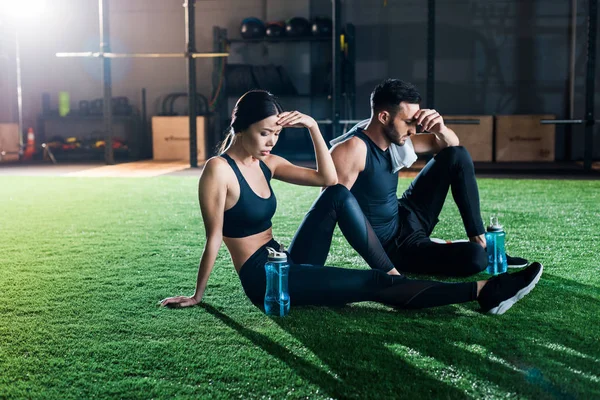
[217,90,283,154]
[370,79,421,115]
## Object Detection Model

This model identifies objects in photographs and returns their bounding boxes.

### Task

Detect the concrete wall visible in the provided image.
[2,0,316,156]
[7,0,269,125]
[2,0,598,160]
[323,0,600,160]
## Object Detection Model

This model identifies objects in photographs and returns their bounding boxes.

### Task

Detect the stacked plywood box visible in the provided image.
[151,116,206,162]
[495,115,555,162]
[0,123,20,162]
[445,115,556,163]
[446,116,493,162]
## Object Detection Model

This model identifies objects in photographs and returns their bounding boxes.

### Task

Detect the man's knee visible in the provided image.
[447,242,487,277]
[436,146,473,167]
[462,243,487,276]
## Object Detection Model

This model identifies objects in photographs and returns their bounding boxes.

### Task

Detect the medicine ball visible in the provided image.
[240,17,265,39]
[285,17,311,37]
[265,21,285,38]
[311,17,332,37]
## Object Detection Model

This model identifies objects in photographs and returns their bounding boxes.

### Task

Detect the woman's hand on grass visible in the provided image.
[159,296,199,308]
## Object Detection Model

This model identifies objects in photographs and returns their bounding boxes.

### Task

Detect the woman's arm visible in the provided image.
[266,111,338,187]
[160,157,228,308]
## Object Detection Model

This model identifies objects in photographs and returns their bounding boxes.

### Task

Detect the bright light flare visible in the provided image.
[0,0,47,20]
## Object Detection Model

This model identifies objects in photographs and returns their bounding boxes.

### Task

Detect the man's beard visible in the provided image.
[383,122,405,146]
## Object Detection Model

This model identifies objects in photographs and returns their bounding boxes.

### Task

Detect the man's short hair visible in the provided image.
[370,79,422,114]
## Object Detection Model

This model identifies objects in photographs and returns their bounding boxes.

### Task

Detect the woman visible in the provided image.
[161,90,542,314]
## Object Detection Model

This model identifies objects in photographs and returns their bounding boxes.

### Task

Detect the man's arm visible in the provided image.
[410,109,459,154]
[330,136,367,189]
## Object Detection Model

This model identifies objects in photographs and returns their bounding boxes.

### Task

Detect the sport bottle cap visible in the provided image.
[487,215,504,232]
[266,247,287,261]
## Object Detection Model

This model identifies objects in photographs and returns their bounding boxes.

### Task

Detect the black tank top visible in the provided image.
[221,154,277,238]
[350,130,399,246]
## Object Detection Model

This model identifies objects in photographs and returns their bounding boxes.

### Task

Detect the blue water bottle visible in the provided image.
[485,215,507,275]
[264,247,290,317]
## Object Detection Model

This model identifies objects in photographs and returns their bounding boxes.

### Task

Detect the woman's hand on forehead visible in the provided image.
[276,111,317,130]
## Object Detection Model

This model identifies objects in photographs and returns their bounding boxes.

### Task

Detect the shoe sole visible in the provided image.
[507,263,528,269]
[488,264,543,315]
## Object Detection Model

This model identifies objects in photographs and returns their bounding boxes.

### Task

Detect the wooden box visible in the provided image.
[495,115,555,162]
[446,115,493,162]
[0,123,20,162]
[151,116,206,162]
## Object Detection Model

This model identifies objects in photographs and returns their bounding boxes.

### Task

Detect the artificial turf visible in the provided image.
[1,175,599,399]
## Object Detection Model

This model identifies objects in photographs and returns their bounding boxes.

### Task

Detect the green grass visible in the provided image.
[1,175,599,399]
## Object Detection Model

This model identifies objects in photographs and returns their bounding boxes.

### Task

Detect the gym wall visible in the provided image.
[14,0,309,138]
[311,0,600,161]
[10,0,600,161]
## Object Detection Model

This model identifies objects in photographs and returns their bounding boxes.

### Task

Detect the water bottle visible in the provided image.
[485,215,507,275]
[264,247,290,317]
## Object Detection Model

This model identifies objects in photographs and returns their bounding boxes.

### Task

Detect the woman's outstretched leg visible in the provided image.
[288,262,542,314]
[241,242,543,314]
[287,264,476,307]
[288,184,395,272]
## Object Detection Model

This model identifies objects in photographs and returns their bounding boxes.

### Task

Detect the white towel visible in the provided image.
[329,119,418,173]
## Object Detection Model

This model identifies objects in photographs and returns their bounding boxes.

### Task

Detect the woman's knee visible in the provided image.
[322,184,351,199]
[319,184,353,208]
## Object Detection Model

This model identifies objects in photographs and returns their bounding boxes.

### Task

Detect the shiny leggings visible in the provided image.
[238,185,477,309]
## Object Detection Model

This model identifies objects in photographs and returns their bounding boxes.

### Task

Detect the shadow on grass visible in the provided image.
[201,303,468,399]
[206,272,599,399]
[284,272,600,399]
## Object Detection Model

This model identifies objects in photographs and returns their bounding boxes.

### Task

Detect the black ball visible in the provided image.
[311,17,332,37]
[285,17,311,37]
[265,22,285,38]
[240,17,265,39]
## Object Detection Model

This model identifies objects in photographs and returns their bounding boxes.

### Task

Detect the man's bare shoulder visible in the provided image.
[331,135,367,157]
[331,135,367,178]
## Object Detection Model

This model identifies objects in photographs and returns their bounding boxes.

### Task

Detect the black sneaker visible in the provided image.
[478,262,543,315]
[506,253,528,268]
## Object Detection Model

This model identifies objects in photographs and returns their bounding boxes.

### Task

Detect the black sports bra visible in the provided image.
[221,154,277,238]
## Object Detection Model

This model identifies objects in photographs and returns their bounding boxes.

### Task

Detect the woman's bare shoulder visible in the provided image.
[198,156,234,190]
[201,156,232,176]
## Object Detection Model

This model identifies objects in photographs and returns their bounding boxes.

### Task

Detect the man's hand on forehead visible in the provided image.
[414,109,445,133]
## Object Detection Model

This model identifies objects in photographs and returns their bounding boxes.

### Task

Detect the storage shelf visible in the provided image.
[228,36,330,44]
[39,114,137,121]
[226,93,330,98]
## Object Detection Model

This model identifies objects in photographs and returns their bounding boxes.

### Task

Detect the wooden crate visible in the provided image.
[0,123,20,162]
[495,115,555,162]
[446,115,493,162]
[151,116,206,162]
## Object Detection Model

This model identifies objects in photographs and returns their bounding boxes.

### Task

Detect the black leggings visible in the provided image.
[238,184,477,310]
[387,146,488,277]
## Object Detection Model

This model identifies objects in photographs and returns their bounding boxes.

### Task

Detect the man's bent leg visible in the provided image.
[388,238,487,278]
[401,146,485,237]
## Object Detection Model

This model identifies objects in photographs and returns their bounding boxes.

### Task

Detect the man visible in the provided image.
[330,79,527,277]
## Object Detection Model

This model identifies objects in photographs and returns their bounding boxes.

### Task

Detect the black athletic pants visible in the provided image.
[386,146,488,277]
[238,184,477,310]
